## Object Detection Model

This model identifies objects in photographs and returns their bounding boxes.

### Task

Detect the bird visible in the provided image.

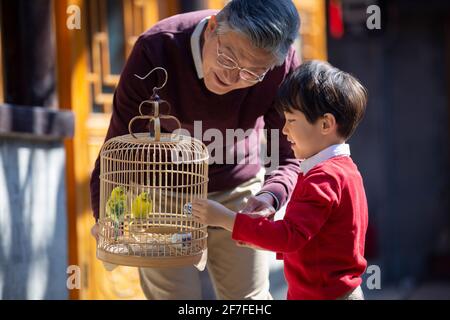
[132,192,153,219]
[106,186,128,223]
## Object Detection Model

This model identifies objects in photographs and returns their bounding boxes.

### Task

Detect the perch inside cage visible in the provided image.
[97,74,209,268]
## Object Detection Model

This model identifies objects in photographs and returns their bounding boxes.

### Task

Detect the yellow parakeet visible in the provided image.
[106,186,127,223]
[132,192,153,219]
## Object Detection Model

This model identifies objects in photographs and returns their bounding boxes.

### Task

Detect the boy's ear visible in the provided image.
[321,113,337,135]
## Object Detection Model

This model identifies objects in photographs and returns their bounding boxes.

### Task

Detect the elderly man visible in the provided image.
[90,0,301,299]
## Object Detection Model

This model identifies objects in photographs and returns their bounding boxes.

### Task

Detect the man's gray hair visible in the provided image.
[216,0,300,66]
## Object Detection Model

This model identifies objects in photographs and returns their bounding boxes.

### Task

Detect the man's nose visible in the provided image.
[223,69,240,84]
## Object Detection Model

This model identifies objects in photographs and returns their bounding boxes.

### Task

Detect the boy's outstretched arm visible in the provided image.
[191,197,325,252]
[233,171,340,253]
[193,171,340,253]
[192,198,276,233]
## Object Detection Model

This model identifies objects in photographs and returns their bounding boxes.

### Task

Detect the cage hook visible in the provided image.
[134,67,168,100]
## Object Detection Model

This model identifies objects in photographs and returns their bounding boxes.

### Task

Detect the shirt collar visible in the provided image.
[190,16,210,79]
[300,144,351,175]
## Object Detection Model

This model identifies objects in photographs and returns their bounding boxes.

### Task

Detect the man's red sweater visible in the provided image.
[232,156,368,299]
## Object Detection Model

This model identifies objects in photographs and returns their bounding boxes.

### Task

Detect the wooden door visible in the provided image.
[294,0,328,61]
[0,10,3,103]
[55,0,178,300]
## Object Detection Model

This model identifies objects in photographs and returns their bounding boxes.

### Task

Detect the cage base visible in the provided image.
[97,248,205,268]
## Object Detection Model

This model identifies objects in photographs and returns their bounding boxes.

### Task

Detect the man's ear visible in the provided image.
[321,113,337,135]
[205,15,218,38]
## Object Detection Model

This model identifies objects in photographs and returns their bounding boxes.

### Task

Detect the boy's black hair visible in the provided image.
[276,60,368,139]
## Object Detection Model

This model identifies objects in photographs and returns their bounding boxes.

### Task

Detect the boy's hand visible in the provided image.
[192,199,236,231]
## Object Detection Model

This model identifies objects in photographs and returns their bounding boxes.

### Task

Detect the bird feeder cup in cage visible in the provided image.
[97,75,209,268]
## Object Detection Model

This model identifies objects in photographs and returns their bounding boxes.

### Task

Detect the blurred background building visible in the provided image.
[0,0,448,299]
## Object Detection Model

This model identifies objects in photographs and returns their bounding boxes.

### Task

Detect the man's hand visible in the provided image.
[91,222,99,242]
[91,222,118,271]
[192,199,236,232]
[240,194,276,218]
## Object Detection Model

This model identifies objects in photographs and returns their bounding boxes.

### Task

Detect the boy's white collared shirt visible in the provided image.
[190,16,210,79]
[300,144,351,175]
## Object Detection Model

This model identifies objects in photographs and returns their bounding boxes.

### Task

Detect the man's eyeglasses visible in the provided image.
[216,36,268,83]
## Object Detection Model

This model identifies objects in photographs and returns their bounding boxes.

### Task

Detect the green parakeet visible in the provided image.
[132,192,153,219]
[106,186,127,223]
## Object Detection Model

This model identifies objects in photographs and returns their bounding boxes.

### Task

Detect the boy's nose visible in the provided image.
[282,124,288,136]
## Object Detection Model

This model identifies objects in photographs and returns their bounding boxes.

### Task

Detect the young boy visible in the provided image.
[192,60,369,300]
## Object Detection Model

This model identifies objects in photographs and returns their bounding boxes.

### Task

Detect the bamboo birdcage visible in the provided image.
[97,68,209,268]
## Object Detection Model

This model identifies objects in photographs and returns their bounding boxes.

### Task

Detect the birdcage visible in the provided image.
[96,68,209,268]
